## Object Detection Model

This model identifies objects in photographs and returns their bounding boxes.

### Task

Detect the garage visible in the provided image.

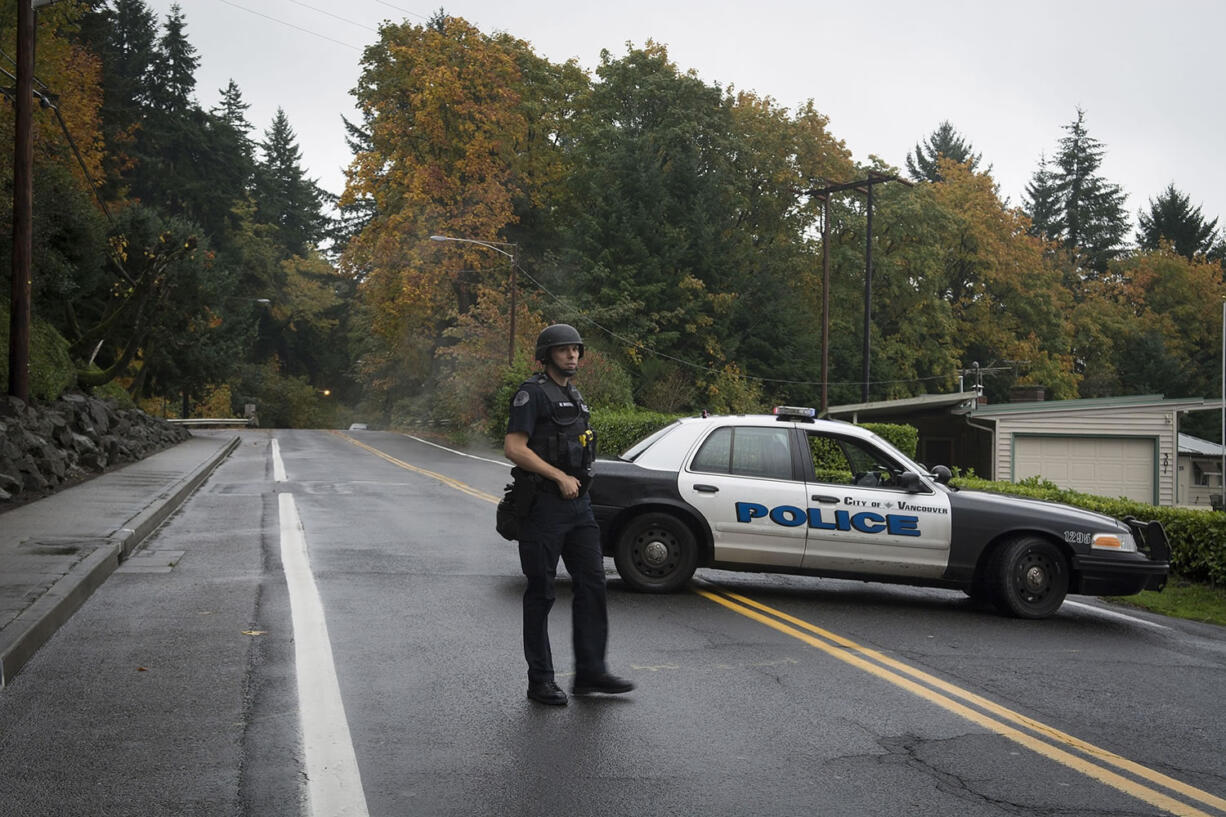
[1013,435,1155,504]
[825,392,1220,507]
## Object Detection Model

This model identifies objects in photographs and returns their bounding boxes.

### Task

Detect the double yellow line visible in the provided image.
[697,583,1225,817]
[335,431,1222,816]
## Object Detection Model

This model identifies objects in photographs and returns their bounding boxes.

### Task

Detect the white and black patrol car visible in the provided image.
[590,407,1170,618]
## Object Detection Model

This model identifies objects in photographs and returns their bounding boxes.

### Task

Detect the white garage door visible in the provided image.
[1013,436,1155,503]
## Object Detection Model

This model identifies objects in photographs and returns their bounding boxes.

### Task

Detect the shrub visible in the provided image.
[862,423,919,459]
[232,361,339,428]
[0,300,77,401]
[591,407,684,456]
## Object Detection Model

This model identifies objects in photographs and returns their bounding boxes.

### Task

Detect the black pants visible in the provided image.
[517,492,608,684]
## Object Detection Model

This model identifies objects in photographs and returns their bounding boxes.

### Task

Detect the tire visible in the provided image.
[614,512,699,593]
[989,536,1069,619]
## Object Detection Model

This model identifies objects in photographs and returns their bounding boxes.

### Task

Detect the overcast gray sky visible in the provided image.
[145,0,1226,241]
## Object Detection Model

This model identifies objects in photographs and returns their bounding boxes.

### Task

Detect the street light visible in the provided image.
[430,234,519,365]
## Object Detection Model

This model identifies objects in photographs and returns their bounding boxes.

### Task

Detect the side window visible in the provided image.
[807,432,904,488]
[691,426,794,480]
[691,427,733,474]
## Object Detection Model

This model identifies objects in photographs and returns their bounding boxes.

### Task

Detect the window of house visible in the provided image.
[1194,460,1222,487]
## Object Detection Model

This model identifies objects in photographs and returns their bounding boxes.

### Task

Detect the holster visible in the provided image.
[495,478,538,541]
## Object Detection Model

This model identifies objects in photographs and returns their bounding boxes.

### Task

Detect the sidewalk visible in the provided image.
[0,431,241,687]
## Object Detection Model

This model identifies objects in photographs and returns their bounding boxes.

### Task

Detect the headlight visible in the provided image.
[1092,531,1137,552]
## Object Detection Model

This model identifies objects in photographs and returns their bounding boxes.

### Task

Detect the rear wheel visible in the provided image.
[989,536,1069,619]
[614,512,699,593]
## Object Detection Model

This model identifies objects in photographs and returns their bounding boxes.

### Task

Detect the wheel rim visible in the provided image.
[1014,550,1055,603]
[632,526,679,579]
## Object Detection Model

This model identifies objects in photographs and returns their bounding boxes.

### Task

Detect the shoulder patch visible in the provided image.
[513,390,531,407]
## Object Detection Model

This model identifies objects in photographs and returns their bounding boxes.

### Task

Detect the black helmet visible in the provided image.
[534,323,584,363]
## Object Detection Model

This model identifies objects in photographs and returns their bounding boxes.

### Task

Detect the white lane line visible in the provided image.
[400,433,511,467]
[271,438,287,482]
[274,446,370,816]
[1064,599,1172,630]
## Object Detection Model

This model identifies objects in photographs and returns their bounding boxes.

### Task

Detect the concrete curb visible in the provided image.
[0,544,120,688]
[0,435,241,688]
[112,435,242,560]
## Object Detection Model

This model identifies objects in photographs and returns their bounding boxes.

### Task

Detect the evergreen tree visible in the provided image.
[209,79,257,189]
[149,3,197,113]
[1023,152,1061,237]
[1137,183,1221,259]
[905,121,983,183]
[211,79,254,157]
[253,109,328,256]
[328,114,376,252]
[78,0,160,198]
[1024,109,1129,273]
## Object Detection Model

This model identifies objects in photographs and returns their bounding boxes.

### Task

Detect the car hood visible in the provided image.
[944,486,1129,531]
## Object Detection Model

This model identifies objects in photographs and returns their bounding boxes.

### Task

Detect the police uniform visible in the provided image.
[506,373,609,690]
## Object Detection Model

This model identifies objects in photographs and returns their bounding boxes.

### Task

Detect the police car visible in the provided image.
[589,407,1170,618]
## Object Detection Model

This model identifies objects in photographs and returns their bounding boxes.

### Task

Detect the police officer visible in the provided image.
[504,324,635,706]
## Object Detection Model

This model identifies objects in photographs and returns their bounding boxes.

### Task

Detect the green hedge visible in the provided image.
[590,407,682,456]
[952,474,1226,586]
[862,423,918,459]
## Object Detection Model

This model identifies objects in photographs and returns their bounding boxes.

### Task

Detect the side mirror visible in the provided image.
[930,465,952,485]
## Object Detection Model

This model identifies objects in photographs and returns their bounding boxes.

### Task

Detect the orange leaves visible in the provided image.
[343,15,552,391]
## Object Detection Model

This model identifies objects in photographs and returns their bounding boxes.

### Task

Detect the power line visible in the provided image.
[283,0,380,33]
[0,61,134,285]
[375,0,430,21]
[213,0,364,50]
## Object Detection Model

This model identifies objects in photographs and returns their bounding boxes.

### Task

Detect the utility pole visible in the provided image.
[8,0,35,401]
[802,172,910,408]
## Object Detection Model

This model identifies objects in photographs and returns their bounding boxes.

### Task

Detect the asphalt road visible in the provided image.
[0,429,1223,817]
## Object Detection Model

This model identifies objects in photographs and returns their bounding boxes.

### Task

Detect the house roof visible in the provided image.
[823,390,981,421]
[1180,433,1226,457]
[970,394,1221,418]
[824,391,1225,423]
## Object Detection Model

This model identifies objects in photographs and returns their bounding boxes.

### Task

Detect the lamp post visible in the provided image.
[430,234,519,365]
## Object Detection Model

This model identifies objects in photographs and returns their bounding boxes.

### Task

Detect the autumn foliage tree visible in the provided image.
[342,14,548,407]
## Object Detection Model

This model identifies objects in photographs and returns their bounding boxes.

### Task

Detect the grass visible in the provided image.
[1105,577,1226,627]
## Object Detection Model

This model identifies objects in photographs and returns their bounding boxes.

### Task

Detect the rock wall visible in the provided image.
[0,393,190,504]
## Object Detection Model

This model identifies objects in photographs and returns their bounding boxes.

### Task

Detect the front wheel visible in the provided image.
[614,512,699,593]
[989,536,1069,619]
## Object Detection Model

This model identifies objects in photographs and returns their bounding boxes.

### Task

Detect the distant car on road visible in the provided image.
[589,407,1170,618]
[348,423,368,431]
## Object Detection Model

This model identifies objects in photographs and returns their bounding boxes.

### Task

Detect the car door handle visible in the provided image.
[693,484,719,493]
[812,494,839,503]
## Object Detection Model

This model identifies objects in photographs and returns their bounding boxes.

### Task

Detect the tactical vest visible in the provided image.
[523,373,597,478]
